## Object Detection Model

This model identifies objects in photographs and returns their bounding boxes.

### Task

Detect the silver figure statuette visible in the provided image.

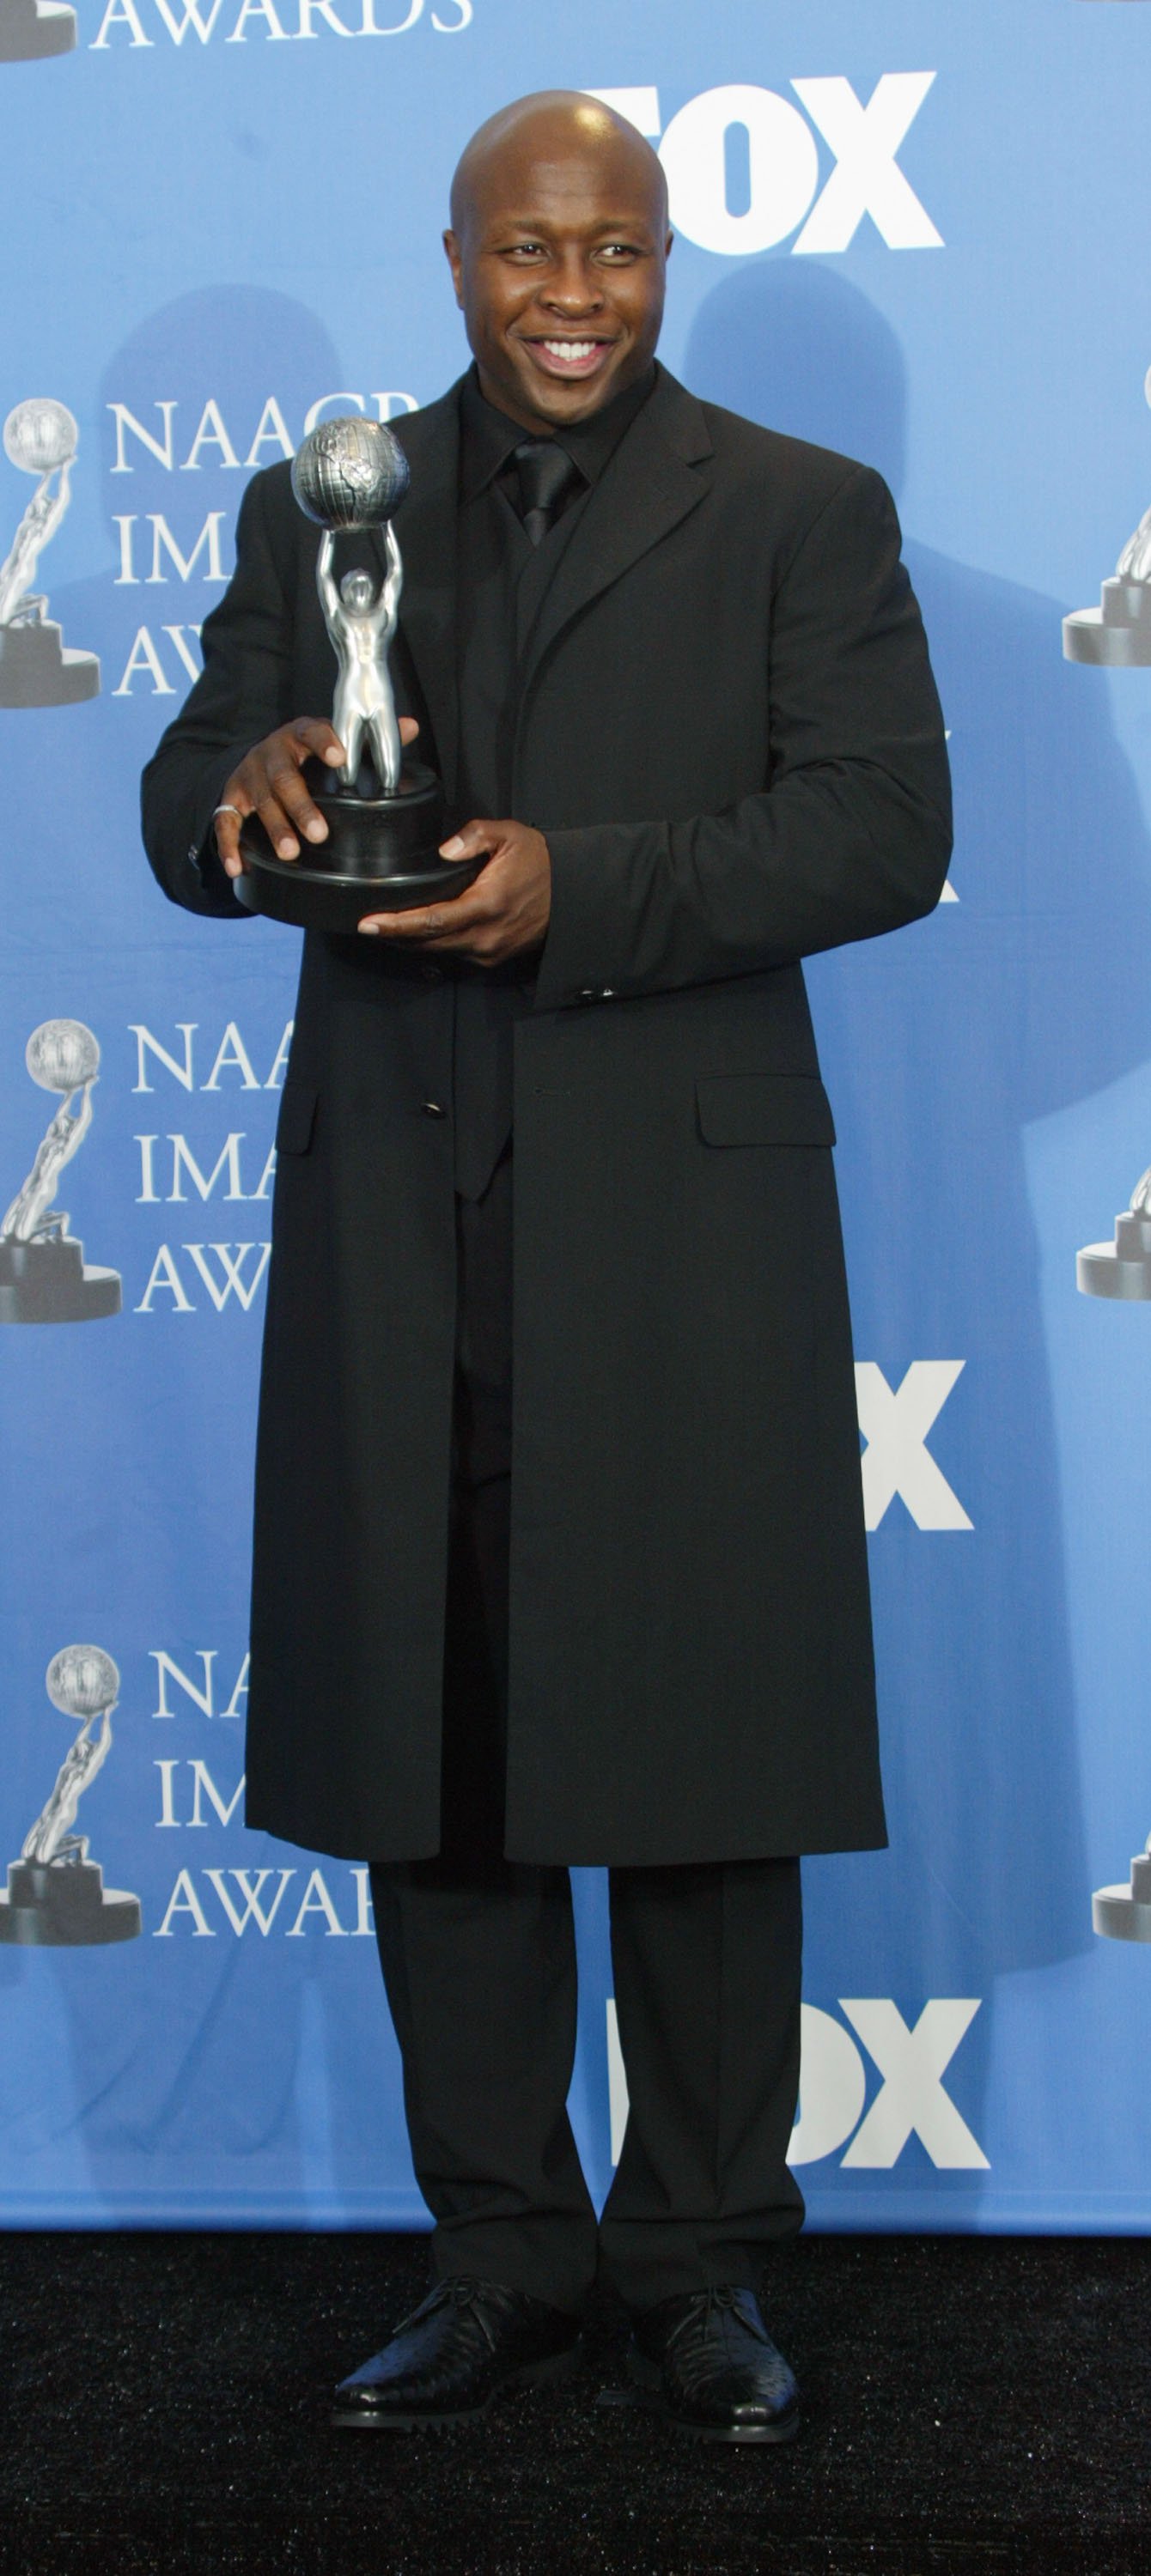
[0,1021,121,1323]
[237,416,477,930]
[292,415,410,794]
[320,535,404,796]
[23,1647,119,1868]
[0,399,99,704]
[0,0,76,58]
[1064,365,1151,668]
[0,1648,142,1947]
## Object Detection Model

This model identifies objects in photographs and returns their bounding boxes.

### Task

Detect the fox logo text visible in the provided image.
[607,1998,988,2171]
[591,78,942,257]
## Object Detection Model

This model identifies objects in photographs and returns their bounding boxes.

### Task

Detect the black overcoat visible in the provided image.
[142,365,952,1867]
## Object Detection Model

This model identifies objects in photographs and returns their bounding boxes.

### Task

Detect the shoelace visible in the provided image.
[664,2286,770,2353]
[400,2275,502,2350]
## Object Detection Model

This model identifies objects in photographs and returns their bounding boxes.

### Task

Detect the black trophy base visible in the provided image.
[1063,578,1151,668]
[0,1235,121,1324]
[0,618,99,704]
[235,762,481,932]
[0,1859,141,1947]
[0,0,76,56]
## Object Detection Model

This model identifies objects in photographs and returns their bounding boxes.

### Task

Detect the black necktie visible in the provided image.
[513,438,582,545]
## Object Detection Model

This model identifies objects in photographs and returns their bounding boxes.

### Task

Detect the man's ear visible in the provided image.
[442,229,465,311]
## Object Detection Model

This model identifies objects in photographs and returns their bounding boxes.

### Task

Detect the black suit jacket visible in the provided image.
[142,365,952,1867]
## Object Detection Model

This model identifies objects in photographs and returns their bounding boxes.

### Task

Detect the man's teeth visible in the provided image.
[542,340,599,361]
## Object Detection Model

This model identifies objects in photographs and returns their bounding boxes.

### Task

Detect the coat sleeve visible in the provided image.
[533,464,953,1010]
[139,468,300,919]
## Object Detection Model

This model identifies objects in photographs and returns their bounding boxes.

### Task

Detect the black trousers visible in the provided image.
[371,1151,805,2317]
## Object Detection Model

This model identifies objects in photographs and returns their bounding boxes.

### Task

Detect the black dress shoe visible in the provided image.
[627,2285,799,2444]
[332,2276,582,2431]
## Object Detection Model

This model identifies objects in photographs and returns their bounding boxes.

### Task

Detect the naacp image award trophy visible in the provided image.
[238,416,481,930]
[0,1021,121,1322]
[0,399,99,704]
[0,1648,141,1947]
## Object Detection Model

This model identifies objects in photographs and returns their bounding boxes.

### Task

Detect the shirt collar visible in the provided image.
[458,361,656,503]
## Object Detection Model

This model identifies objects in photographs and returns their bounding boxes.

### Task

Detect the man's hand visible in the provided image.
[214,715,420,879]
[358,817,551,965]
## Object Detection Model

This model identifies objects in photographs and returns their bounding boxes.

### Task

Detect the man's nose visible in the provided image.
[541,254,605,314]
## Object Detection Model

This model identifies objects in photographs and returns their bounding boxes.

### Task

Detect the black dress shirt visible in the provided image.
[450,364,655,1200]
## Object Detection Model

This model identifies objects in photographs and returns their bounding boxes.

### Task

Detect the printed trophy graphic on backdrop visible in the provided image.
[1066,354,1151,1941]
[1093,1838,1151,1946]
[1063,366,1151,667]
[0,1021,121,1322]
[1077,1161,1151,1299]
[1079,1151,1151,1939]
[0,0,76,58]
[0,400,99,705]
[237,416,478,931]
[0,1649,142,1947]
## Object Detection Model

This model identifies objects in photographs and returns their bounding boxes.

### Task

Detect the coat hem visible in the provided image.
[242,1807,890,1868]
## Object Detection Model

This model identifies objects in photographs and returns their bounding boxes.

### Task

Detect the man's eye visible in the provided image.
[505,242,545,258]
[600,243,639,261]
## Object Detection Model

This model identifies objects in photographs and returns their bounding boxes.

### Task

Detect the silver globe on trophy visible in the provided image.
[237,416,480,931]
[0,1648,142,1947]
[1063,366,1151,668]
[0,0,76,57]
[0,1021,121,1322]
[0,400,99,704]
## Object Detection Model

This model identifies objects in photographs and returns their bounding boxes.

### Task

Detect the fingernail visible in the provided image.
[440,835,466,859]
[357,920,380,935]
[305,819,327,842]
[277,839,299,859]
[326,747,344,763]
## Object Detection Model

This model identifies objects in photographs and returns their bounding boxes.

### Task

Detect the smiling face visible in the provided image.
[444,94,672,434]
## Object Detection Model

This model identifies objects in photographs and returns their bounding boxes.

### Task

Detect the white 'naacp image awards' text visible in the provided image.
[127,1022,290,1314]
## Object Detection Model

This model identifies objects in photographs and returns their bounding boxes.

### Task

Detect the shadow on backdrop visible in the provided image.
[685,262,1151,2019]
[0,289,422,2233]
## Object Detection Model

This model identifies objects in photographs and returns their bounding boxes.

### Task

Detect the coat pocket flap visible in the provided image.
[275,1080,317,1156]
[696,1073,836,1148]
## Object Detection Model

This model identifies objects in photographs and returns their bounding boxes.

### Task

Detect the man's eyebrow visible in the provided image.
[483,213,656,236]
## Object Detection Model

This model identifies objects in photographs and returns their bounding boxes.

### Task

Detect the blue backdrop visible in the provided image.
[3,0,1150,2233]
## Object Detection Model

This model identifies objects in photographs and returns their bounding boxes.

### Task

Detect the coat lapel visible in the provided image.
[372,370,713,797]
[377,386,462,798]
[517,368,714,706]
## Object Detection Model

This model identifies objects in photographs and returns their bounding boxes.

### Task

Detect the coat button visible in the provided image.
[420,963,443,981]
[421,1099,447,1118]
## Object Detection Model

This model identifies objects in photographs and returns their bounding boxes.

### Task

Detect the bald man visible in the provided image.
[143,94,951,2443]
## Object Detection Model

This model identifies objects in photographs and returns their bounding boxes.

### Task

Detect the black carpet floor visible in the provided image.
[3,2231,1148,2576]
